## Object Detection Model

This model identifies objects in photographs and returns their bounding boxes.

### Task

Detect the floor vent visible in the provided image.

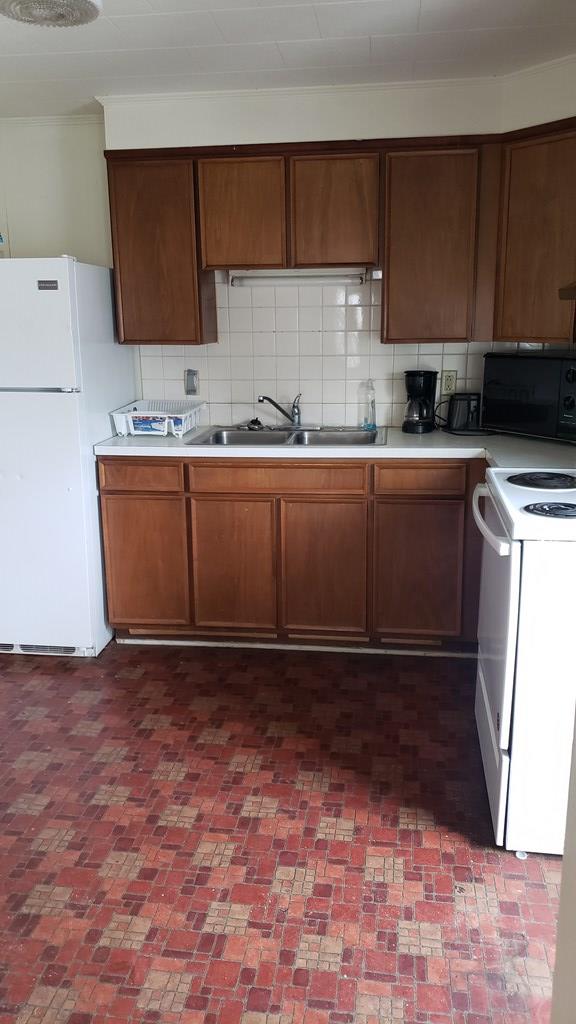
[20,644,76,655]
[0,643,15,652]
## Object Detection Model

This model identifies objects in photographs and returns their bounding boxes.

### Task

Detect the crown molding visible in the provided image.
[502,51,576,82]
[0,113,103,128]
[96,77,499,109]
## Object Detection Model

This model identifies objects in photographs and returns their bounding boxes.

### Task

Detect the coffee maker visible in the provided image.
[402,370,437,434]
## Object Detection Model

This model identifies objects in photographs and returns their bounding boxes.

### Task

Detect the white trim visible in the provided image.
[0,114,103,127]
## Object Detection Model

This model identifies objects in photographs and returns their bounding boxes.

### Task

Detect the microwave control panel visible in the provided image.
[558,360,576,439]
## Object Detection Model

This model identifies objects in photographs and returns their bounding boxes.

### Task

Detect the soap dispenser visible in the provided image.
[359,378,376,431]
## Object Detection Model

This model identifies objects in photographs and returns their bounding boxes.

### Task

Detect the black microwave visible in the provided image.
[482,352,576,443]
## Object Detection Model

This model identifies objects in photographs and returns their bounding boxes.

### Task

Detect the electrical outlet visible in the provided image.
[185,369,199,395]
[441,370,457,395]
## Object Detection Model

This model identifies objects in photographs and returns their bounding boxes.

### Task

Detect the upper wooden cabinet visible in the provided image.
[382,149,479,342]
[290,154,379,266]
[107,158,216,345]
[495,133,576,342]
[198,157,286,269]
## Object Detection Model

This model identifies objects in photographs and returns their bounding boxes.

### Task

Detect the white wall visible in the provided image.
[100,55,576,150]
[137,275,532,429]
[0,115,111,266]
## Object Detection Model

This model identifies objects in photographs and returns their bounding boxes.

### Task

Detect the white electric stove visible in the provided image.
[472,467,576,855]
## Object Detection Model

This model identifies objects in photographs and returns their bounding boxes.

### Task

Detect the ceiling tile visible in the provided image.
[0,48,198,81]
[211,5,320,43]
[101,0,153,12]
[0,0,574,116]
[184,41,282,70]
[0,16,125,53]
[411,24,576,64]
[369,34,416,62]
[108,11,225,47]
[278,36,370,66]
[419,0,576,34]
[144,0,315,8]
[314,0,419,39]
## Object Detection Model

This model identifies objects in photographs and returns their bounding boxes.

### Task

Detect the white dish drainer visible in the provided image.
[111,399,207,438]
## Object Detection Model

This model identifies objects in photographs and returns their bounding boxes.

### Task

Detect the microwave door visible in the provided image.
[482,355,562,438]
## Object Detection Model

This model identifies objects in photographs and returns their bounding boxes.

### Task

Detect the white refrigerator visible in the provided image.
[0,257,137,656]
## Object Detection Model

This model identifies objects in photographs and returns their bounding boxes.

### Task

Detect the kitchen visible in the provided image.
[1,1,576,1022]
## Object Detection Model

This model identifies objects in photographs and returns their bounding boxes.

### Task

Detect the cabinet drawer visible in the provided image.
[99,459,184,493]
[187,461,368,495]
[374,462,466,496]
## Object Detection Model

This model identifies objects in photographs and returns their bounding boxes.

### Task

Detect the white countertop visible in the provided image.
[94,428,576,470]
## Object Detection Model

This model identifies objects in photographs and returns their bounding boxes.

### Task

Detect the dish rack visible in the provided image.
[112,399,207,438]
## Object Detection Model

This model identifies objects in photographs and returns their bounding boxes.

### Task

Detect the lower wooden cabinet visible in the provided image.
[100,494,190,626]
[280,499,368,634]
[190,497,277,629]
[373,499,465,637]
[98,457,480,645]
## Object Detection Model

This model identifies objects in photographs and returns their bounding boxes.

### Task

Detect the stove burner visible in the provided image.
[507,472,576,489]
[523,502,576,518]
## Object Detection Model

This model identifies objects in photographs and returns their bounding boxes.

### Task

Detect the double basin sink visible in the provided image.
[191,426,387,447]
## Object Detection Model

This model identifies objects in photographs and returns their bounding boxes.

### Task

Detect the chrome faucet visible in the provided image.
[257,393,302,426]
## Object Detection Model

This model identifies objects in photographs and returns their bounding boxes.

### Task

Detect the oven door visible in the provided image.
[472,485,522,845]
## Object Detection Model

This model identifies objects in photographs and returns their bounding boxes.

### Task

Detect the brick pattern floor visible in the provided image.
[0,645,560,1024]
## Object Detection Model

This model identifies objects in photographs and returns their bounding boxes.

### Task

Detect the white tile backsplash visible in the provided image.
[137,278,520,427]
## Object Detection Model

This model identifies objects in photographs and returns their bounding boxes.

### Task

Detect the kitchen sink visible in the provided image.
[192,426,387,446]
[198,429,294,445]
[292,429,378,445]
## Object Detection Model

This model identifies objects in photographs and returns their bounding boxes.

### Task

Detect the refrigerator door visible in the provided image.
[0,392,93,649]
[474,488,522,844]
[0,258,81,390]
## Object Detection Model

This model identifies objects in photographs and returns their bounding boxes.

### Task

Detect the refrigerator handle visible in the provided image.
[472,484,512,557]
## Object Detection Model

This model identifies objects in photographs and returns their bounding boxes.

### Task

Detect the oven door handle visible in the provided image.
[472,484,512,556]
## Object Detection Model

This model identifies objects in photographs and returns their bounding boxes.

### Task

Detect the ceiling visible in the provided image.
[0,0,576,117]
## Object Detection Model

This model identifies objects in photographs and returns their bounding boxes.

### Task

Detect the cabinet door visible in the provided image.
[290,155,379,266]
[198,157,286,268]
[374,499,464,637]
[383,150,478,341]
[101,494,190,626]
[495,133,576,341]
[190,497,277,629]
[280,499,368,634]
[107,159,214,344]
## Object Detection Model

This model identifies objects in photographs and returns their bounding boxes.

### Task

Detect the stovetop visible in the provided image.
[486,468,576,540]
[507,471,576,490]
[524,502,576,519]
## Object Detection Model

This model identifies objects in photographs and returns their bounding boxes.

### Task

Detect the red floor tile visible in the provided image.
[0,645,560,1023]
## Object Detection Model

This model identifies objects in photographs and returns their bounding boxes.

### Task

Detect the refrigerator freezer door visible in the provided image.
[0,392,94,649]
[0,258,80,390]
